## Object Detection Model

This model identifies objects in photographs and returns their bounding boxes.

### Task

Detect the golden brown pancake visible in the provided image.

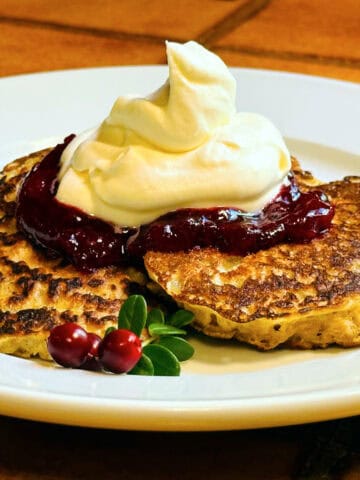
[145,168,360,350]
[0,150,145,360]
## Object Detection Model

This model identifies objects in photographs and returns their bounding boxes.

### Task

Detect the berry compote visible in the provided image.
[16,136,335,271]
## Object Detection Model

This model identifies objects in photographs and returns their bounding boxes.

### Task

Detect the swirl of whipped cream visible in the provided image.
[57,41,291,227]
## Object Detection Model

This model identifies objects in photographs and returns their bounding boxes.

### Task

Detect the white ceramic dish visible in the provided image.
[0,67,359,431]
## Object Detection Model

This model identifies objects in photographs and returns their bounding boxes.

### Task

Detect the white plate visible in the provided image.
[0,67,359,431]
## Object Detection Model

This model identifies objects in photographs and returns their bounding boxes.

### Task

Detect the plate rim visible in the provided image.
[1,63,360,88]
[0,380,359,431]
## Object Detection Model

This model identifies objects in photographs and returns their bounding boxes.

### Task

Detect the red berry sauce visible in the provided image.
[16,136,335,270]
[16,136,135,270]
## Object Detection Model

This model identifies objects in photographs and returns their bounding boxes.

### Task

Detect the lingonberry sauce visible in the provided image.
[16,136,335,271]
[16,136,135,270]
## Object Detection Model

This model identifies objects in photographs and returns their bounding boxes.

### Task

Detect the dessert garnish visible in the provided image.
[16,41,334,270]
[47,295,195,375]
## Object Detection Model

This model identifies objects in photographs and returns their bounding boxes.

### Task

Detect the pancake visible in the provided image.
[0,150,145,360]
[145,168,360,350]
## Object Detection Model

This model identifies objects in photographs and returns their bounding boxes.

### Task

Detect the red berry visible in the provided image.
[86,332,102,358]
[98,329,142,374]
[47,323,90,368]
[81,333,102,371]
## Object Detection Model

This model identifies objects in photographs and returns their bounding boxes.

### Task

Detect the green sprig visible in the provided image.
[118,295,195,376]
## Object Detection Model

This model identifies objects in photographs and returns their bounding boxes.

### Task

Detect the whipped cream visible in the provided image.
[57,41,291,227]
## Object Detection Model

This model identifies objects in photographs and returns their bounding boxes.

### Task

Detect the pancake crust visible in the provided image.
[145,170,360,350]
[0,150,144,360]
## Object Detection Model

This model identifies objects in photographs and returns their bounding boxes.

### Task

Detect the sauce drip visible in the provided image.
[16,136,335,271]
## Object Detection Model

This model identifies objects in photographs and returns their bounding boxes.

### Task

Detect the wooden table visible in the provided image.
[0,1,359,478]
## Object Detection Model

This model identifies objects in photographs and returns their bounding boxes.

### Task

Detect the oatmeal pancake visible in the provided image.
[0,150,144,360]
[145,170,360,350]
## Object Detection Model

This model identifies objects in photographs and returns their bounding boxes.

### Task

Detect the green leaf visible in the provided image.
[168,309,194,328]
[128,353,154,376]
[146,308,164,327]
[148,323,186,337]
[143,344,180,376]
[118,295,147,337]
[157,336,194,362]
[104,326,116,336]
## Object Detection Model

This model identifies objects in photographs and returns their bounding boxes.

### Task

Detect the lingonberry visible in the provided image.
[81,332,102,371]
[98,329,142,374]
[47,323,90,368]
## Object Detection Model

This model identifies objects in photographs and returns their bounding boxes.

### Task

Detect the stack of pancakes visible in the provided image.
[0,151,359,359]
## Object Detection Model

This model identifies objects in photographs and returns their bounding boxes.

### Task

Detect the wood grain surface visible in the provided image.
[0,1,359,479]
